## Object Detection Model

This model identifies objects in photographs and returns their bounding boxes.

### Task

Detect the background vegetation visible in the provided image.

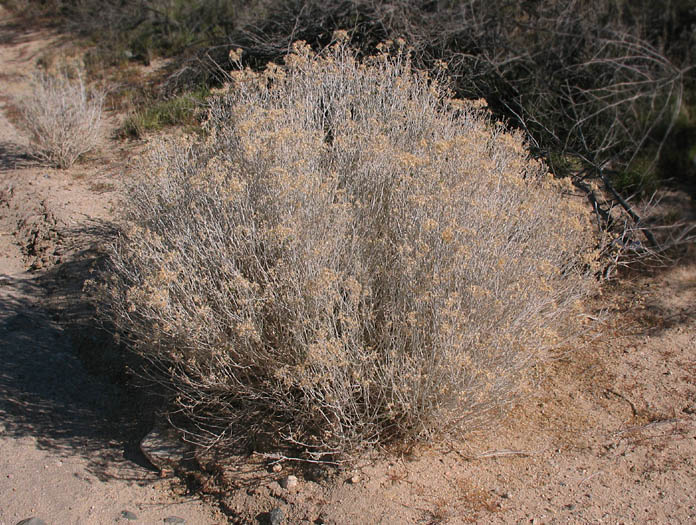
[4,0,694,253]
[5,1,694,186]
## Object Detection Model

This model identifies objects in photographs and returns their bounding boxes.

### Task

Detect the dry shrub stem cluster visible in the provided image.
[20,70,104,168]
[581,177,696,277]
[103,41,596,461]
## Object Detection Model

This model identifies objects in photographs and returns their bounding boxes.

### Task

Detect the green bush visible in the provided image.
[103,40,596,460]
[118,86,210,138]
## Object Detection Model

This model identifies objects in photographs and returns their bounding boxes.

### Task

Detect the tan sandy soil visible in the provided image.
[0,9,224,525]
[1,7,695,525]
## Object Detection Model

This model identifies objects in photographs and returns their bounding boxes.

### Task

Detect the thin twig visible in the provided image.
[579,470,604,485]
[611,418,682,437]
[471,449,536,460]
[448,444,539,461]
[253,451,342,466]
[598,169,658,248]
[604,389,639,419]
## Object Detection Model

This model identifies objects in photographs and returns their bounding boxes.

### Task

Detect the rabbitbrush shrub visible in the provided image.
[20,70,104,169]
[105,39,597,460]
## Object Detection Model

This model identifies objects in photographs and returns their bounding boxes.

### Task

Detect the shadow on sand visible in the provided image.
[0,221,162,483]
[0,141,33,172]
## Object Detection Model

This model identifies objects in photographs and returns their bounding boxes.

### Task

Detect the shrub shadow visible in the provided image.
[607,256,696,338]
[0,221,161,483]
[0,13,45,47]
[0,141,33,171]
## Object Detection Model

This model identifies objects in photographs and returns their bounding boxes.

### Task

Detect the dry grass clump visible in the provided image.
[104,38,597,460]
[20,70,104,168]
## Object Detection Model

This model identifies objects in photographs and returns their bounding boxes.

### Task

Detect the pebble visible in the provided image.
[280,475,298,489]
[164,517,186,524]
[269,507,285,525]
[16,519,47,525]
[121,510,138,520]
[268,481,284,498]
[349,474,360,484]
[140,425,190,474]
[272,463,283,473]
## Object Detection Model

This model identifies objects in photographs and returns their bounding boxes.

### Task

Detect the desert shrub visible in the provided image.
[104,39,597,460]
[20,70,104,168]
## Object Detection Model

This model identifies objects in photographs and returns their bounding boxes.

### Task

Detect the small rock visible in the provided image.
[121,510,138,520]
[269,507,284,525]
[268,481,284,498]
[164,517,186,524]
[16,519,47,525]
[272,463,283,473]
[349,474,360,484]
[501,492,511,499]
[140,424,190,474]
[280,475,298,490]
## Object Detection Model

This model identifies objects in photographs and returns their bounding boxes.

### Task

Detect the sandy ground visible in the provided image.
[0,11,224,525]
[1,8,695,525]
